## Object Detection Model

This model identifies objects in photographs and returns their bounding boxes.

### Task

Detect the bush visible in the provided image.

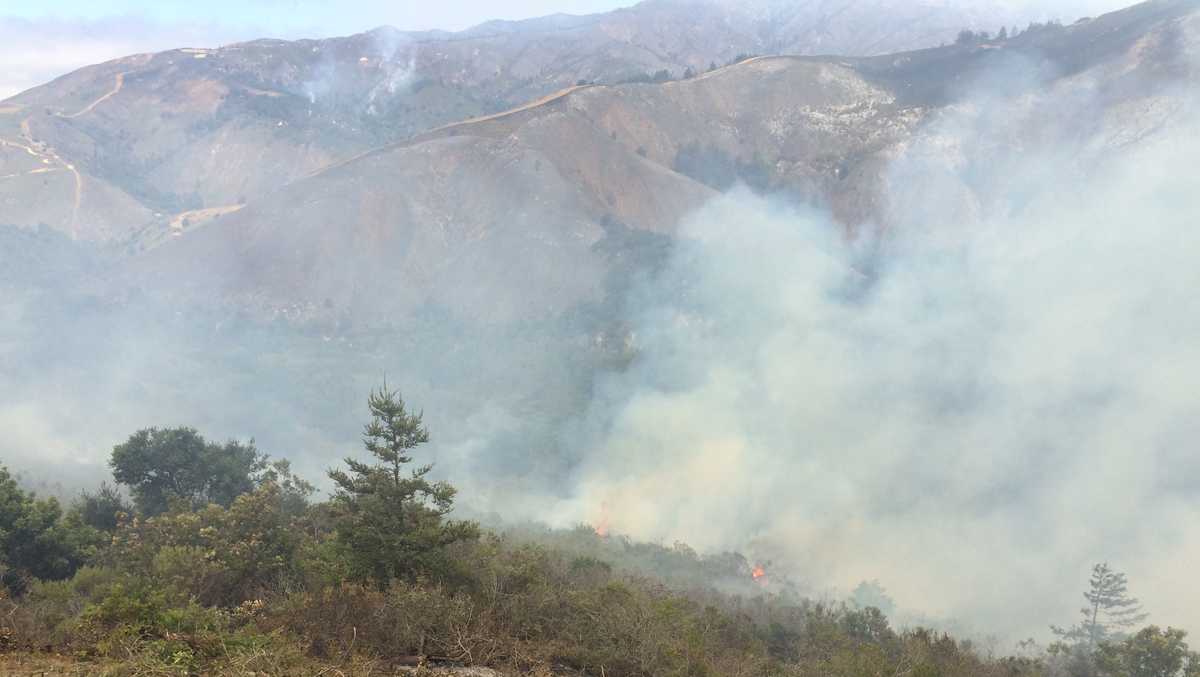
[0,466,101,595]
[1096,626,1200,677]
[104,483,308,606]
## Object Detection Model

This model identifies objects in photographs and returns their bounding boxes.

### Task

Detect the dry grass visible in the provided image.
[0,653,120,676]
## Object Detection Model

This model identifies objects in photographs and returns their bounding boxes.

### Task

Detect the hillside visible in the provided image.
[4,1,1200,647]
[121,0,1200,324]
[0,0,1116,241]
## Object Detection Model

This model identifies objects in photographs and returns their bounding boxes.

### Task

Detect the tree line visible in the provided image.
[1,386,1197,675]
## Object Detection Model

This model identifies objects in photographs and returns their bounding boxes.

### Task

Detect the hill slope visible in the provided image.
[0,0,1112,241]
[124,0,1200,324]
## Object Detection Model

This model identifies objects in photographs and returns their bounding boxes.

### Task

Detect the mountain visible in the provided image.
[118,0,1200,326]
[2,1,1199,639]
[1,0,1197,328]
[0,0,1110,242]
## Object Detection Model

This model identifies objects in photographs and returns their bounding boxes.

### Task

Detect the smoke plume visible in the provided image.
[554,60,1200,639]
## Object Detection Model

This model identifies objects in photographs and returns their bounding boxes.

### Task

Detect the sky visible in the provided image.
[0,0,632,99]
[1,0,633,35]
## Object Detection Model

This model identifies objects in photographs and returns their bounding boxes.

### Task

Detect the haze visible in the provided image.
[2,0,1198,667]
[0,0,1134,99]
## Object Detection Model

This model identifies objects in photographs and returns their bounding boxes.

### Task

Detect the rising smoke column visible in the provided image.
[560,57,1200,639]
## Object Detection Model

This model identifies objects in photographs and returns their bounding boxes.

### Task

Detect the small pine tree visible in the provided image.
[72,482,130,532]
[1052,562,1149,648]
[328,387,478,587]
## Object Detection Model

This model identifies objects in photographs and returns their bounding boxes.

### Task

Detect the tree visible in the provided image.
[0,466,99,594]
[1097,626,1200,677]
[110,427,266,516]
[850,580,896,618]
[1053,562,1149,648]
[72,482,130,532]
[258,458,316,518]
[328,387,478,587]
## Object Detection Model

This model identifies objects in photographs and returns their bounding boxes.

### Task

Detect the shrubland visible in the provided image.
[1,388,1196,676]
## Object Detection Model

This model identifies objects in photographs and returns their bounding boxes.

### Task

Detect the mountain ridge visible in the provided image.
[1,0,1197,328]
[0,0,1128,242]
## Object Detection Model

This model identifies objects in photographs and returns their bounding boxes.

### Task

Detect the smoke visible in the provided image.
[295,28,417,115]
[365,29,417,115]
[552,52,1200,639]
[4,0,1199,646]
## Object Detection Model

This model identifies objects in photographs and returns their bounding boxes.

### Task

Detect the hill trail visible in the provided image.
[60,72,125,119]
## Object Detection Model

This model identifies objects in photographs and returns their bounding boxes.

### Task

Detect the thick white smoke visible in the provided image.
[559,65,1200,639]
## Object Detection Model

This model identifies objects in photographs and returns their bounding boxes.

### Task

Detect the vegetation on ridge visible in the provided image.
[1,387,1197,676]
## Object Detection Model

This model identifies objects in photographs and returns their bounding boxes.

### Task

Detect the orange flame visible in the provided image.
[594,501,611,537]
[751,565,767,584]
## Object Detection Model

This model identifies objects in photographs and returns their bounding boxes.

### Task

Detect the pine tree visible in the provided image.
[1053,562,1149,648]
[328,387,478,586]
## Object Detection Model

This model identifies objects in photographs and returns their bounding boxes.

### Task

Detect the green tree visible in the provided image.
[109,427,266,516]
[1053,562,1149,648]
[1097,626,1200,677]
[71,482,131,532]
[328,387,478,586]
[258,458,316,518]
[0,466,99,593]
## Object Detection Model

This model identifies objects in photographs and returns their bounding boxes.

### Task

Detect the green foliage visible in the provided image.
[106,482,307,606]
[257,458,316,518]
[0,466,100,595]
[109,426,266,516]
[0,393,1193,676]
[1096,626,1200,677]
[71,482,130,532]
[328,387,479,586]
